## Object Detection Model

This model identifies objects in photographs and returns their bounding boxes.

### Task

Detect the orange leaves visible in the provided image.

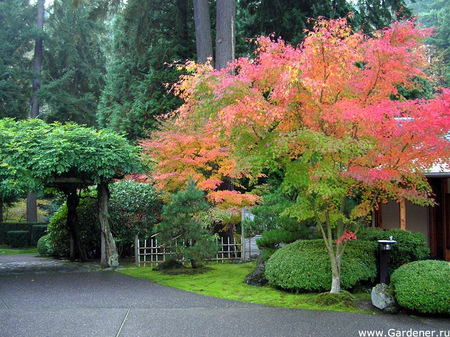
[140,116,258,207]
[141,17,449,212]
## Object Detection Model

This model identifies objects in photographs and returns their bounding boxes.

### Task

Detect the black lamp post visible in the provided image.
[378,236,396,284]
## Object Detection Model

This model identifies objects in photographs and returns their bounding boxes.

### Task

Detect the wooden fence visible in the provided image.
[134,235,243,267]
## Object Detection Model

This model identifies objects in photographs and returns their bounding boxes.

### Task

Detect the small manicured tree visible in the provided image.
[157,178,219,268]
[0,118,141,267]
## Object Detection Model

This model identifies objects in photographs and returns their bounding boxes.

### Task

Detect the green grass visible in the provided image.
[118,262,375,313]
[0,245,38,255]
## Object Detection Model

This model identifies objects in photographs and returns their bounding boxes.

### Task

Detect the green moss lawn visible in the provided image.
[119,262,375,313]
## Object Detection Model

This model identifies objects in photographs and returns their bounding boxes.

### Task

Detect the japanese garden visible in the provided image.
[1,0,449,318]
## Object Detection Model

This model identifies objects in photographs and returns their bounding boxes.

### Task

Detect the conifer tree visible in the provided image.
[157,179,219,268]
[0,0,34,120]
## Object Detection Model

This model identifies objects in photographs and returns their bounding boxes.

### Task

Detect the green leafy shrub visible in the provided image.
[47,181,163,258]
[47,194,100,258]
[357,227,430,273]
[391,260,450,315]
[109,180,163,252]
[265,239,377,292]
[37,234,53,256]
[31,224,48,246]
[6,230,29,248]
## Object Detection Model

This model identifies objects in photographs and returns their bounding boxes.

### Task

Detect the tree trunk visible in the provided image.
[26,192,38,222]
[329,253,341,293]
[31,0,44,119]
[27,0,45,222]
[215,0,235,70]
[66,189,86,261]
[98,182,119,268]
[193,0,213,64]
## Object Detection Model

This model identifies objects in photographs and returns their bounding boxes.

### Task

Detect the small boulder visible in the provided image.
[245,257,268,286]
[371,283,399,314]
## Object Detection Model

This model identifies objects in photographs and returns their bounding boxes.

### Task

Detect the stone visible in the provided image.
[244,257,268,286]
[371,283,399,314]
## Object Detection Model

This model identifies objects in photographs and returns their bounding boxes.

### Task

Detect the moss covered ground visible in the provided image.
[118,261,375,313]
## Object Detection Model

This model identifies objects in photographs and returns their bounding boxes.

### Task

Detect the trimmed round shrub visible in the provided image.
[357,227,430,273]
[265,239,377,292]
[391,260,450,315]
[37,234,53,256]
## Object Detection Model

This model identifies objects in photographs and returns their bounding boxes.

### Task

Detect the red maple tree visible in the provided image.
[143,18,450,292]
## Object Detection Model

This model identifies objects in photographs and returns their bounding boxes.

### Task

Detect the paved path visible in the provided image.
[0,255,448,337]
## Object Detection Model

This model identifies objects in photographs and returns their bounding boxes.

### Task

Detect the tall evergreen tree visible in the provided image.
[0,0,34,120]
[409,0,449,87]
[193,0,213,64]
[355,0,414,32]
[39,0,107,126]
[97,0,195,140]
[239,0,355,46]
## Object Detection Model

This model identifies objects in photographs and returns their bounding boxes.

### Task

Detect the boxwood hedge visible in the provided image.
[265,239,377,293]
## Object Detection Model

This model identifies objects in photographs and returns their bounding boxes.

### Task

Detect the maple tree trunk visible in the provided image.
[98,182,118,268]
[193,0,213,64]
[329,252,341,293]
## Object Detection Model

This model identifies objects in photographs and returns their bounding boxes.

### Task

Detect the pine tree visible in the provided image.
[157,179,219,268]
[97,0,195,140]
[40,0,107,126]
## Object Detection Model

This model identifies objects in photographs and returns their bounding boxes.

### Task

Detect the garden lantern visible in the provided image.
[378,236,396,284]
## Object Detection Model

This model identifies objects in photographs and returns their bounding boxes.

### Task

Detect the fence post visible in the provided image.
[135,235,140,267]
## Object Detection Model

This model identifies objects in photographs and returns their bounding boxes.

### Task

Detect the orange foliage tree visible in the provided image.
[140,69,259,213]
[146,18,450,293]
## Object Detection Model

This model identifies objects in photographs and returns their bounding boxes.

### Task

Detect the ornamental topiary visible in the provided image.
[391,260,450,315]
[265,239,377,293]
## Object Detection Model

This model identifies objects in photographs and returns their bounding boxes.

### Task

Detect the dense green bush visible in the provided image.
[391,260,450,315]
[31,225,48,246]
[109,180,163,250]
[47,181,163,258]
[357,227,430,272]
[47,194,100,258]
[6,230,29,248]
[265,239,377,293]
[37,234,53,256]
